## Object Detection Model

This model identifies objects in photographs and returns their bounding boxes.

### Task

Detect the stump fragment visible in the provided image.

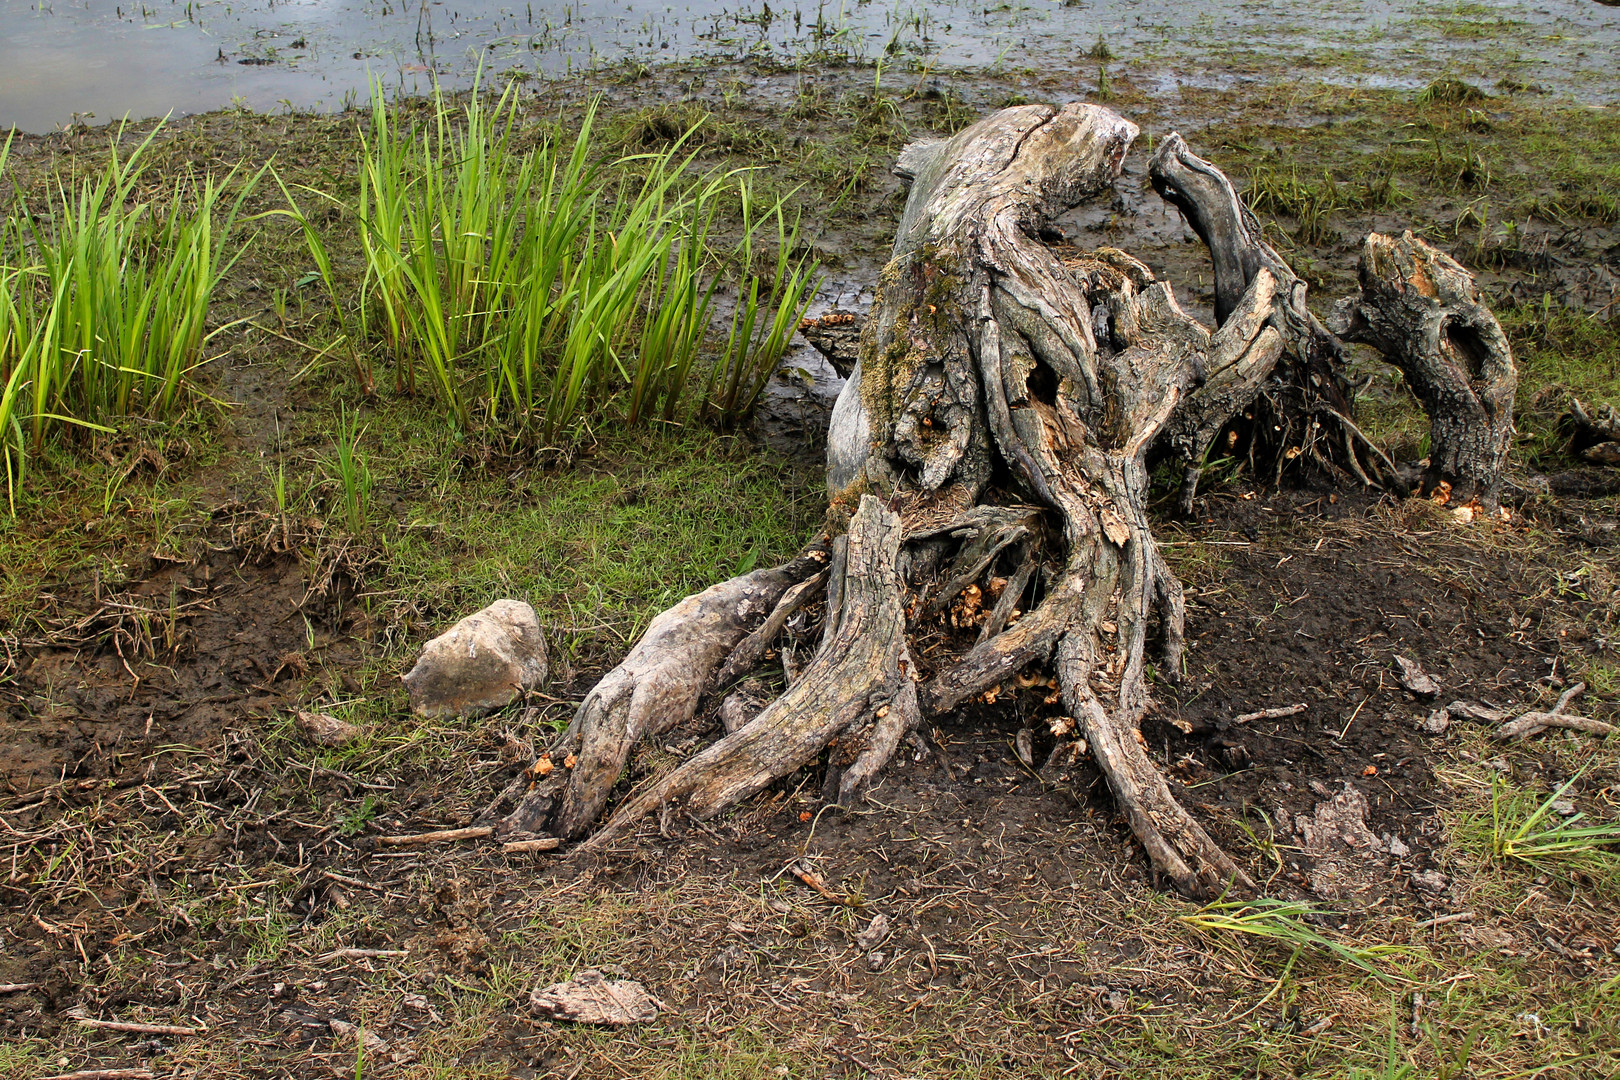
[1332,231,1517,508]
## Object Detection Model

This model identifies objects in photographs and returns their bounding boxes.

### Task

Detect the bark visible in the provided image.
[1331,231,1517,508]
[478,102,1515,899]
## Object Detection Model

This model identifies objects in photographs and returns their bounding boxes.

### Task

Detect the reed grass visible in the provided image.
[0,122,257,512]
[292,84,818,445]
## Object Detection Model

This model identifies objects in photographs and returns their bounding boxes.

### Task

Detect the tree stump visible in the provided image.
[479,103,1517,898]
[1331,231,1517,509]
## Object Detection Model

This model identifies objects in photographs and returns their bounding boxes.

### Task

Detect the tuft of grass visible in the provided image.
[0,122,258,512]
[1473,771,1620,888]
[1178,897,1396,976]
[1417,76,1487,107]
[289,83,817,445]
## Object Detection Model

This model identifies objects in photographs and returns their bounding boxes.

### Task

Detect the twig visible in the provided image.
[1495,683,1614,740]
[317,946,409,962]
[1414,911,1474,930]
[72,1016,205,1036]
[41,1070,156,1080]
[376,826,492,847]
[1233,703,1307,724]
[0,982,36,993]
[502,836,561,853]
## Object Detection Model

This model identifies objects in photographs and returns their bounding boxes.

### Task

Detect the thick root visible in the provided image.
[550,545,830,839]
[1057,632,1253,898]
[577,496,909,851]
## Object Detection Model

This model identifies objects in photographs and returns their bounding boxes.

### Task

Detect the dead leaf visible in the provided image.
[1392,655,1441,696]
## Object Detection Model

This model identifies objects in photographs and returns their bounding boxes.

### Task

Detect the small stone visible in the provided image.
[402,599,549,718]
[1386,834,1411,858]
[296,709,360,746]
[867,950,886,971]
[1550,798,1576,817]
[1420,708,1451,735]
[1411,869,1448,895]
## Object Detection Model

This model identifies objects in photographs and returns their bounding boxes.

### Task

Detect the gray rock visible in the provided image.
[1411,869,1448,894]
[402,599,548,718]
[1420,708,1451,735]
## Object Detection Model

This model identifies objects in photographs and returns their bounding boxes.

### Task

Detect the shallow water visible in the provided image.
[1,0,1615,132]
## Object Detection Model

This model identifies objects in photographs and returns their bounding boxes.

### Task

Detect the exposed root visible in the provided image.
[551,544,830,839]
[577,496,907,851]
[1057,631,1253,897]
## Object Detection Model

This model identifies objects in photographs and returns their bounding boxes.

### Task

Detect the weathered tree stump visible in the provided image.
[1331,231,1517,509]
[478,103,1518,898]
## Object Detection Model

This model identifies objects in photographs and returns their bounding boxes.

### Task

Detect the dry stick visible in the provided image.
[1232,703,1307,724]
[41,1071,156,1080]
[73,1017,205,1036]
[0,982,36,993]
[1495,682,1614,740]
[375,826,492,847]
[502,836,561,853]
[317,947,408,962]
[1415,911,1475,930]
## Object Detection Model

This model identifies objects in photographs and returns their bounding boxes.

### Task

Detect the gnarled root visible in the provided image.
[529,544,829,839]
[577,496,912,851]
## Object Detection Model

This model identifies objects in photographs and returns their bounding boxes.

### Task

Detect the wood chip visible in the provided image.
[530,969,662,1026]
[1232,703,1307,723]
[376,826,493,847]
[1392,656,1441,696]
[502,836,562,853]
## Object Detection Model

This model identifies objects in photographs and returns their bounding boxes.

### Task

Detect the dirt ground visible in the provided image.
[2,61,1619,1080]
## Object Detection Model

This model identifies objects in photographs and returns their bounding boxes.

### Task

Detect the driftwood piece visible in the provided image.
[1332,231,1517,508]
[530,969,662,1025]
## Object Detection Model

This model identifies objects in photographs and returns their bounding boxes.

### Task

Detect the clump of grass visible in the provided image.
[1417,76,1487,106]
[1245,164,1342,245]
[1179,897,1397,976]
[289,83,817,445]
[1470,771,1620,889]
[324,404,373,534]
[0,123,258,512]
[707,181,821,425]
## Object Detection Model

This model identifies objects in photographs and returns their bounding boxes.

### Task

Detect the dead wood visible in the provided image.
[1494,682,1615,740]
[529,969,662,1026]
[1332,231,1517,508]
[471,101,1520,900]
